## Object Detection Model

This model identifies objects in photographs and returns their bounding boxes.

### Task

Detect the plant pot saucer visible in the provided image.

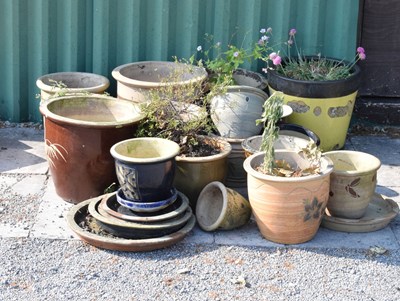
[88,197,193,239]
[100,191,189,222]
[66,198,196,252]
[322,193,399,232]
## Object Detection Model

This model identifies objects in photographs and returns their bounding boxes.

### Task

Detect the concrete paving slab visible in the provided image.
[30,178,74,240]
[0,223,29,238]
[350,136,400,165]
[0,128,48,174]
[10,174,47,196]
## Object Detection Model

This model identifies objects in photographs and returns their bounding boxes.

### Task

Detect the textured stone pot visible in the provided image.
[268,57,361,151]
[112,61,208,103]
[174,136,232,209]
[243,150,333,244]
[232,68,268,90]
[36,72,110,103]
[323,150,381,219]
[39,95,142,203]
[224,137,247,188]
[196,181,251,231]
[210,86,267,139]
[110,137,180,203]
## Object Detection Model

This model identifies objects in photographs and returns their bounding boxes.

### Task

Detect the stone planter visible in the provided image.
[36,72,110,103]
[112,61,208,103]
[39,95,142,203]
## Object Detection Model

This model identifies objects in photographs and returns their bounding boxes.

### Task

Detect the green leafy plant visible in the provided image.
[256,91,322,176]
[136,63,215,156]
[254,27,366,81]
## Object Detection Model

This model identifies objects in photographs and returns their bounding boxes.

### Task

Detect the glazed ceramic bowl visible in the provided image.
[110,137,180,202]
[116,188,178,212]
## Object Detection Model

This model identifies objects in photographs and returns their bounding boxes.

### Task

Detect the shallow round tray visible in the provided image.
[66,198,196,252]
[322,193,399,232]
[88,197,192,239]
[117,188,178,212]
[100,191,189,222]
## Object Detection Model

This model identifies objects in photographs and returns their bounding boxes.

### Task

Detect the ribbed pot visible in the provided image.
[112,61,208,103]
[323,150,381,219]
[268,57,361,151]
[39,95,142,203]
[243,150,333,244]
[174,136,232,210]
[36,72,110,103]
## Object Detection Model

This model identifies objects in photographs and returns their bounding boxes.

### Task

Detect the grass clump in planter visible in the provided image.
[257,91,322,177]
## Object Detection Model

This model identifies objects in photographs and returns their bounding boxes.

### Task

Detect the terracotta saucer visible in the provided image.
[322,193,399,233]
[100,191,189,223]
[66,197,196,252]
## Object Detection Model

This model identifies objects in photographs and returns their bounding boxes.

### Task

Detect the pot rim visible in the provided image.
[112,61,208,88]
[243,150,333,182]
[110,137,181,164]
[323,150,381,175]
[196,181,228,231]
[175,136,232,162]
[39,95,143,128]
[36,72,110,92]
[224,85,269,99]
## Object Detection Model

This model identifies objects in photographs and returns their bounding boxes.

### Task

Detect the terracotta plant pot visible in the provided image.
[323,150,381,219]
[210,86,268,139]
[243,150,334,244]
[36,72,110,103]
[196,181,251,231]
[268,57,361,151]
[174,136,232,209]
[112,61,208,103]
[110,137,180,203]
[39,95,142,203]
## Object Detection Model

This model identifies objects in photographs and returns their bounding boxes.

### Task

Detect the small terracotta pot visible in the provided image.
[196,181,251,231]
[243,150,333,244]
[110,137,180,203]
[323,150,381,219]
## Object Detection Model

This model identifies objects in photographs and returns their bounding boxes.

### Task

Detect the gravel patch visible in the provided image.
[0,239,399,301]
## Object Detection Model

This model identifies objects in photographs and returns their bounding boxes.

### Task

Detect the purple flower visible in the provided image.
[261,35,269,41]
[233,51,239,57]
[287,39,293,45]
[358,52,366,60]
[272,55,282,66]
[260,28,266,34]
[357,46,365,54]
[289,28,297,36]
[197,46,202,51]
[258,39,264,45]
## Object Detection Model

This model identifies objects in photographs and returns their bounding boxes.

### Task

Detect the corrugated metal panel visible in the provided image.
[0,0,359,122]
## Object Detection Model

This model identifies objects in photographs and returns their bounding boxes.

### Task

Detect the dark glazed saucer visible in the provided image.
[100,191,189,222]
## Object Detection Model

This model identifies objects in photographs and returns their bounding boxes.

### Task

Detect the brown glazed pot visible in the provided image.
[40,95,142,203]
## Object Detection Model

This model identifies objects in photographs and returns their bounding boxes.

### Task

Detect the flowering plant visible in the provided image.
[254,27,366,81]
[194,34,253,86]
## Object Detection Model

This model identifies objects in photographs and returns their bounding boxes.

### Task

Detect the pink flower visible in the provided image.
[358,52,366,60]
[269,52,277,60]
[272,55,282,66]
[357,47,365,54]
[289,28,297,36]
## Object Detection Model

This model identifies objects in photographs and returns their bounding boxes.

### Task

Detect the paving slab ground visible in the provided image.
[0,128,400,301]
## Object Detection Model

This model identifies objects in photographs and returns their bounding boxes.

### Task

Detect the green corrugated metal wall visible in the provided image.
[0,0,359,122]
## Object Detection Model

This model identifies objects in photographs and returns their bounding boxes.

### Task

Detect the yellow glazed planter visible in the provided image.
[267,57,361,151]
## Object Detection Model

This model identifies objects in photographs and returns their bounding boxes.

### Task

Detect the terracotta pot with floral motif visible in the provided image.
[243,150,333,244]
